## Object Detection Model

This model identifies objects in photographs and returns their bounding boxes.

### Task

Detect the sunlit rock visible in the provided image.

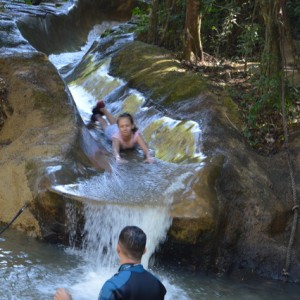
[1,0,300,283]
[110,41,207,104]
[143,117,203,163]
[122,93,144,114]
[0,52,78,237]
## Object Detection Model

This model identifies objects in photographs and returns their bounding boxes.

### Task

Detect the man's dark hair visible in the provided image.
[118,226,146,260]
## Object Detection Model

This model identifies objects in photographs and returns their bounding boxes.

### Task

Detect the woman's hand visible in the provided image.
[116,156,128,164]
[144,156,154,163]
[136,135,154,164]
[54,288,72,300]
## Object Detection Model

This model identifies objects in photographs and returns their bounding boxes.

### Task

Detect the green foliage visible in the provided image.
[238,73,300,153]
[287,87,300,122]
[155,0,185,50]
[287,0,300,38]
[237,23,262,61]
[218,6,239,43]
[244,74,281,125]
[287,0,300,17]
[132,6,150,34]
[201,0,261,58]
[202,0,217,13]
[140,0,298,154]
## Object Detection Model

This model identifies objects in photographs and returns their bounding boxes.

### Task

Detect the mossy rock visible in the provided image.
[110,41,207,105]
[219,94,244,131]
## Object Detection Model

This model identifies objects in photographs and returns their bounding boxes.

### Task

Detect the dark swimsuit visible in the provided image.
[98,263,166,300]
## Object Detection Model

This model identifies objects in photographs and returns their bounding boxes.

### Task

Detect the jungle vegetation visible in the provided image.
[133,0,300,155]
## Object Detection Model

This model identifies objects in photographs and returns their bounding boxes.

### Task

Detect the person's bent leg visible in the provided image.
[96,115,109,129]
[100,108,117,125]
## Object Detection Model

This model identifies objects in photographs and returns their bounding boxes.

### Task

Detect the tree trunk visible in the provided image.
[279,0,297,68]
[147,0,159,44]
[159,0,176,46]
[259,0,282,78]
[182,0,203,63]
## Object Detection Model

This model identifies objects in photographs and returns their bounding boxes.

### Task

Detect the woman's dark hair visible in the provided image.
[118,226,146,260]
[117,112,138,133]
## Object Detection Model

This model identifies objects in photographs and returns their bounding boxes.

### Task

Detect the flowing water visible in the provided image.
[1,228,300,300]
[1,21,299,300]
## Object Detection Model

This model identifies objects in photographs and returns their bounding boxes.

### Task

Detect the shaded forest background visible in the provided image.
[131,0,300,156]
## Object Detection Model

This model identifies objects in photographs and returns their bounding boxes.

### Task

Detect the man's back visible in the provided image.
[99,264,166,300]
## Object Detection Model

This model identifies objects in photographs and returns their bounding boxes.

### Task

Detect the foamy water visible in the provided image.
[1,229,300,300]
[47,22,205,299]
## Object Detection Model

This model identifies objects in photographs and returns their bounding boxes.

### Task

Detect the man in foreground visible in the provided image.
[54,225,166,300]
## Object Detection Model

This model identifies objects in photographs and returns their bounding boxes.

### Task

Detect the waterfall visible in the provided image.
[60,165,193,299]
[63,160,194,271]
[81,203,172,269]
[50,22,204,274]
[47,22,204,299]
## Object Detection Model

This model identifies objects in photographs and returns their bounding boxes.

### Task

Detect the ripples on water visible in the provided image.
[53,158,199,205]
[1,229,300,300]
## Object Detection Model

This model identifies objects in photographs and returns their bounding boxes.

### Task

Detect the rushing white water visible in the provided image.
[80,204,172,269]
[2,229,300,300]
[59,201,176,300]
[49,21,121,75]
[53,159,198,204]
[67,59,127,124]
[47,22,204,299]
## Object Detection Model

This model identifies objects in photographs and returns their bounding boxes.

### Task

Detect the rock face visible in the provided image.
[0,0,136,239]
[0,0,299,283]
[0,51,79,237]
[109,41,300,281]
[16,0,140,54]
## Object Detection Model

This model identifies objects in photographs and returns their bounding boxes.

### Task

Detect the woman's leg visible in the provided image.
[95,115,109,129]
[100,108,117,125]
[95,114,118,141]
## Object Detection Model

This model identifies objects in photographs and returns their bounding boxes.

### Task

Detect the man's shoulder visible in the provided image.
[99,271,131,300]
[108,268,132,287]
[108,264,165,289]
[100,265,166,299]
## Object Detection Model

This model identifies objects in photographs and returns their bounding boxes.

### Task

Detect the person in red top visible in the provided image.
[91,101,153,163]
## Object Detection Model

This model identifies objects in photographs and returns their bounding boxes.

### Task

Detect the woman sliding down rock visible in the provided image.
[90,100,154,164]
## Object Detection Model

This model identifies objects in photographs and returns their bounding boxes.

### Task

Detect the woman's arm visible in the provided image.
[112,138,128,163]
[136,134,154,163]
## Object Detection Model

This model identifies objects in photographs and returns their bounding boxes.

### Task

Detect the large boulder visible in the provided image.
[0,52,78,237]
[16,0,140,54]
[109,41,300,281]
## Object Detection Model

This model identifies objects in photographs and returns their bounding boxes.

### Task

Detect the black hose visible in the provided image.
[0,202,29,236]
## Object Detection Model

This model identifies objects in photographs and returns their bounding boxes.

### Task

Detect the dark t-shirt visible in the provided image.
[98,263,166,300]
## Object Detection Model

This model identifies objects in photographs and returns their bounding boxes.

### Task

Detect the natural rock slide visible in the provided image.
[0,0,299,282]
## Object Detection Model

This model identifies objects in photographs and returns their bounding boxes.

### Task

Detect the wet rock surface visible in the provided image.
[109,41,300,281]
[0,0,299,283]
[0,1,80,236]
[0,77,12,132]
[0,50,79,237]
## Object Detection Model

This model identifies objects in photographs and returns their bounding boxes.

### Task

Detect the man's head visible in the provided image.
[118,226,146,262]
